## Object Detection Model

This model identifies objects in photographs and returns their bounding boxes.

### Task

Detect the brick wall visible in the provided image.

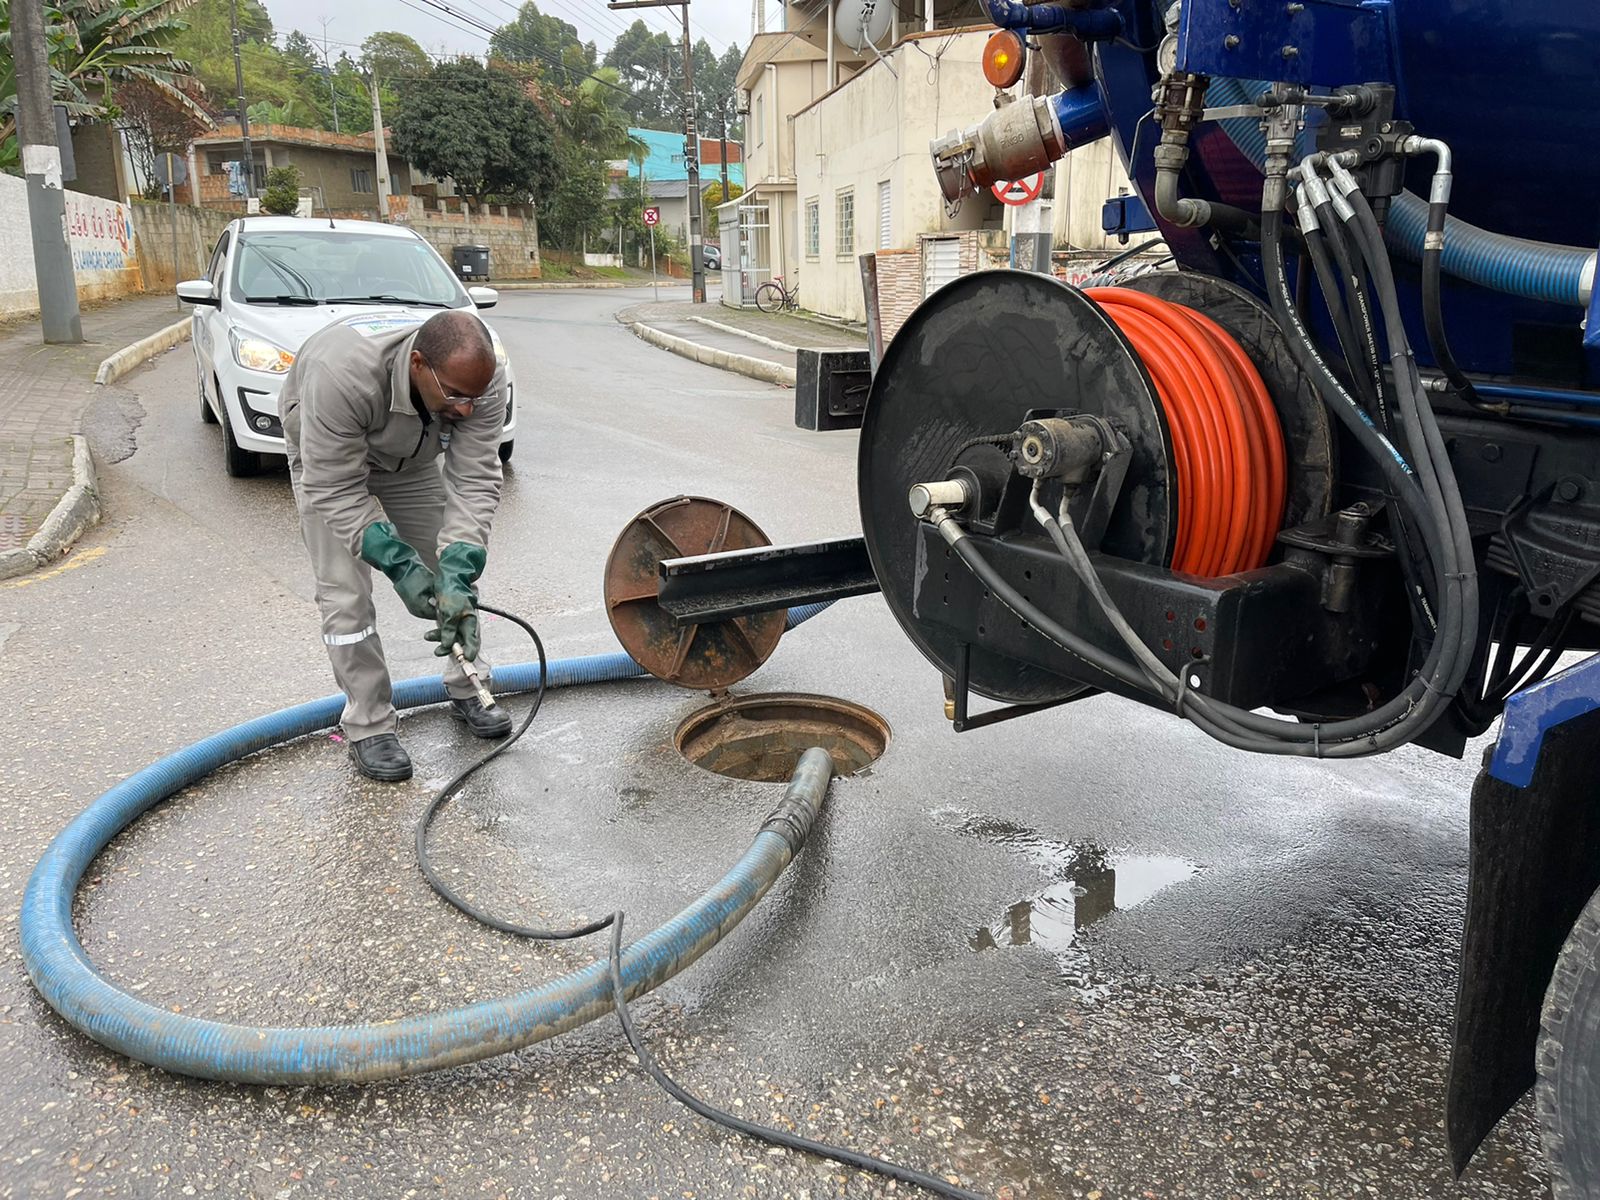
[129,201,234,290]
[875,248,921,345]
[405,217,543,281]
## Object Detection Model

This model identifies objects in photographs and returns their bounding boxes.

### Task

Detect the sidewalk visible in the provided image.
[618,298,867,386]
[0,294,187,576]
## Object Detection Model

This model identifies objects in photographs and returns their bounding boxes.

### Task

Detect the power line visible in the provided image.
[394,0,638,96]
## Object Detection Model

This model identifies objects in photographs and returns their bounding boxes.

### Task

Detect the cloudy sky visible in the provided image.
[262,0,780,63]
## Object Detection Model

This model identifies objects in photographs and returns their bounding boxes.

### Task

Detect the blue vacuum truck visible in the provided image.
[701,0,1600,1191]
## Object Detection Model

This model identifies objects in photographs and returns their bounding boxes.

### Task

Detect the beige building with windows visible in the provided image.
[725,8,1136,328]
[722,1,879,305]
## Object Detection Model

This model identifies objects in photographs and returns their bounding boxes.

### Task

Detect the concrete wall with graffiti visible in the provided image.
[0,172,144,317]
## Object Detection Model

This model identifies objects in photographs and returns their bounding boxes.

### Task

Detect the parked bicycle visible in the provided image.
[754,276,799,314]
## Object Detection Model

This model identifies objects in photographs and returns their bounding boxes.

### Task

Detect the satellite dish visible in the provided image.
[835,0,893,54]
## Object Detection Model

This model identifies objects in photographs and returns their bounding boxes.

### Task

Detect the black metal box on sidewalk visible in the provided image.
[794,349,871,432]
[452,244,490,281]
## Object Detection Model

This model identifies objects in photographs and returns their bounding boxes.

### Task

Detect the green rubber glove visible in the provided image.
[359,521,437,620]
[425,541,487,660]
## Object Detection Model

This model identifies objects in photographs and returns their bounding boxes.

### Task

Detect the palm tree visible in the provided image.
[1,0,209,164]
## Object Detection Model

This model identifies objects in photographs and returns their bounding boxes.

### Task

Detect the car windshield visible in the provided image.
[231,230,468,307]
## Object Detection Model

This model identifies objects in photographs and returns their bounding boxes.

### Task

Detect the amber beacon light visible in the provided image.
[981,29,1027,89]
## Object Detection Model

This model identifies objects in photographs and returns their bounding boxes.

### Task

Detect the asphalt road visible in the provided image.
[0,287,1552,1199]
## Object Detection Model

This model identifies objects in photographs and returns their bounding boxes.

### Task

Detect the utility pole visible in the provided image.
[319,18,340,134]
[369,74,392,221]
[230,0,255,199]
[12,0,82,343]
[610,0,705,304]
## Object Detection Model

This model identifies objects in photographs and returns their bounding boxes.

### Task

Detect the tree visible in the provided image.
[700,180,743,237]
[361,31,428,83]
[601,19,675,126]
[117,77,207,197]
[1,0,211,166]
[260,163,300,214]
[391,58,554,204]
[489,2,594,84]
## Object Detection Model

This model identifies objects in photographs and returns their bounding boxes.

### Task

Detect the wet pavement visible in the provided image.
[0,286,1553,1198]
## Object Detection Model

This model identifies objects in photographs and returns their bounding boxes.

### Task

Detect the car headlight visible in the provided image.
[487,325,508,366]
[231,333,296,374]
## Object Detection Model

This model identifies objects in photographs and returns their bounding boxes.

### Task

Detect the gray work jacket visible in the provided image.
[279,312,508,558]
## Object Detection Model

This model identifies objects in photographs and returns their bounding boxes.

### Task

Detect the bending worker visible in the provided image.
[280,308,513,782]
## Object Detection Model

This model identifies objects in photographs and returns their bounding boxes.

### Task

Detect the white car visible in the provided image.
[177,216,518,477]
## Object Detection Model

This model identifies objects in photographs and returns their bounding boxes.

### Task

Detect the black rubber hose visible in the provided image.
[416,602,615,940]
[1337,186,1479,701]
[1311,202,1440,636]
[1313,198,1389,426]
[1421,199,1500,414]
[422,614,988,1200]
[1300,221,1367,399]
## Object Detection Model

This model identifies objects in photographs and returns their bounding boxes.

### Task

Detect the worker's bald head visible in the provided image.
[410,310,497,418]
[415,310,495,377]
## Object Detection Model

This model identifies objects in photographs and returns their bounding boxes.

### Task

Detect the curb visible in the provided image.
[494,280,690,291]
[94,317,191,386]
[685,314,802,355]
[0,435,101,581]
[629,322,797,388]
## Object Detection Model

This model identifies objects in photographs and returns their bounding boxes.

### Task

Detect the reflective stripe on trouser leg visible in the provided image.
[289,464,397,742]
[370,464,492,700]
[323,626,375,647]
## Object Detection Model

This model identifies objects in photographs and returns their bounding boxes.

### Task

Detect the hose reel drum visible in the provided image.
[858,269,1338,711]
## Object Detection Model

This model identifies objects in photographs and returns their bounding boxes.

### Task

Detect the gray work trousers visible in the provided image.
[289,461,490,742]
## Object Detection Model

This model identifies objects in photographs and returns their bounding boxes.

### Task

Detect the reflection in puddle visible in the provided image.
[937,810,1199,955]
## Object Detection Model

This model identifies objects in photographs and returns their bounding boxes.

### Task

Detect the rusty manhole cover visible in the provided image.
[676,693,891,782]
[604,495,785,690]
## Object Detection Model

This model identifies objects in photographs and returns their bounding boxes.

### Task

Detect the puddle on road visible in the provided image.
[936,809,1199,956]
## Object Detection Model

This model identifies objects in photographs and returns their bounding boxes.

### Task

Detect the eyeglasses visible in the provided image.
[426,360,486,410]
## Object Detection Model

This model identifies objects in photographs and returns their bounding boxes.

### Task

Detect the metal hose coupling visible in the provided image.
[758,747,836,854]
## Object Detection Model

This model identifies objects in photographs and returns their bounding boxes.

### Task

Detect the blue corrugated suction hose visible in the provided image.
[19,604,832,1085]
[1204,76,1594,307]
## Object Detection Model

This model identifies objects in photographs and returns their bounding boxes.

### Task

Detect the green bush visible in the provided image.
[261,165,303,216]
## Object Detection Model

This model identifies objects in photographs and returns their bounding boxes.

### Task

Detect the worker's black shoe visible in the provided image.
[450,695,513,738]
[349,732,413,782]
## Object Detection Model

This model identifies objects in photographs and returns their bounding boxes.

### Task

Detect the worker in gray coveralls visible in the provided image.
[280,308,513,782]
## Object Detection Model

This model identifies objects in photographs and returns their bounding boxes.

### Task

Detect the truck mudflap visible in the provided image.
[1446,654,1600,1175]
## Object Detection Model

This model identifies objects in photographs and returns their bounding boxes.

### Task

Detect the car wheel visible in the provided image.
[498,440,514,464]
[200,368,217,424]
[221,400,261,478]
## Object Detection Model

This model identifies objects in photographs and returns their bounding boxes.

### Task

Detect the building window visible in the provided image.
[835,188,854,258]
[805,198,820,259]
[350,168,373,194]
[755,94,764,147]
[878,180,892,249]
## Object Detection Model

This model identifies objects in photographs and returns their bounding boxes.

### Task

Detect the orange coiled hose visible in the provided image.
[1085,288,1287,577]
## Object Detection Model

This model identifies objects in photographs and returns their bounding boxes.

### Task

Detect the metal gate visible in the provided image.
[734,202,772,308]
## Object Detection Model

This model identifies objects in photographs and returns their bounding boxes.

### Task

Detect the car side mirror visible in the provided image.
[177,279,220,307]
[468,286,498,309]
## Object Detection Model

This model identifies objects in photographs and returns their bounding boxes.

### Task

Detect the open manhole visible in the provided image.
[675,693,891,782]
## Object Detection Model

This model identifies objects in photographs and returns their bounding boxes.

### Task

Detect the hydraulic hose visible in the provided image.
[19,605,833,1085]
[1203,76,1596,307]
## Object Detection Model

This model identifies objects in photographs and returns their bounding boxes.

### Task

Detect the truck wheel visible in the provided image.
[1538,882,1600,1196]
[498,440,513,464]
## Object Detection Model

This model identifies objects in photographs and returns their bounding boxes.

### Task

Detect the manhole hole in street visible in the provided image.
[675,693,890,782]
